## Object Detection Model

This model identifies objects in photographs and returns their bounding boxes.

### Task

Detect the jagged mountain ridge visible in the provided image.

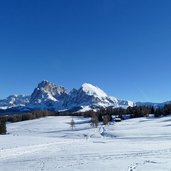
[29,80,68,110]
[0,80,136,112]
[63,83,121,110]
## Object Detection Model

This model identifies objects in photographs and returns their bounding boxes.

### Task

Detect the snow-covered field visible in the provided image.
[1,116,171,171]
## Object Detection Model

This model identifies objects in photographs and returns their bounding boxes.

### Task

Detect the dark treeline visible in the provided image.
[76,106,153,119]
[82,105,171,127]
[1,104,171,134]
[79,104,171,119]
[0,110,57,123]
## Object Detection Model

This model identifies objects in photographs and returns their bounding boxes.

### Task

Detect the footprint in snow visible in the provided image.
[128,164,137,171]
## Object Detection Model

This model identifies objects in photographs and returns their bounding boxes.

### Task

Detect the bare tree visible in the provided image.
[70,118,75,130]
[103,115,110,125]
[90,114,99,128]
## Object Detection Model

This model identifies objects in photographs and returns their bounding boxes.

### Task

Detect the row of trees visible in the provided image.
[76,106,154,121]
[77,105,171,128]
[1,104,171,134]
[154,104,171,117]
[79,105,171,119]
[90,113,112,128]
[70,113,112,130]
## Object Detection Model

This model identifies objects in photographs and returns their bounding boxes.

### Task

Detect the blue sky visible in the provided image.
[0,0,171,102]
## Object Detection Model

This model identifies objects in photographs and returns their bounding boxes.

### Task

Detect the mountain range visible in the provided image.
[0,80,170,113]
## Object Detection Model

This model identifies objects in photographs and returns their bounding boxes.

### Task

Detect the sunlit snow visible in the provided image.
[1,116,171,170]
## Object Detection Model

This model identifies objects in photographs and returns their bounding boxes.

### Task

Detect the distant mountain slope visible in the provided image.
[0,95,30,110]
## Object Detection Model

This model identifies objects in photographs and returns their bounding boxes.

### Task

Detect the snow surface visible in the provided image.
[82,83,108,99]
[1,116,171,171]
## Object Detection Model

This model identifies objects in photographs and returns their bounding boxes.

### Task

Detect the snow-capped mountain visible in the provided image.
[0,81,135,112]
[0,95,30,110]
[118,99,135,109]
[29,80,68,110]
[63,83,120,111]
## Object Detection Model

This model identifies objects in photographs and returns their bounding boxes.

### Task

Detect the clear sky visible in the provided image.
[0,0,171,102]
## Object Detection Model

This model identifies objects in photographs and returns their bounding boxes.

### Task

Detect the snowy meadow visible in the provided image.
[0,116,171,171]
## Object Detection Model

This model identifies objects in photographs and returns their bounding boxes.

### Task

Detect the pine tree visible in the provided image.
[151,106,155,114]
[0,119,6,135]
